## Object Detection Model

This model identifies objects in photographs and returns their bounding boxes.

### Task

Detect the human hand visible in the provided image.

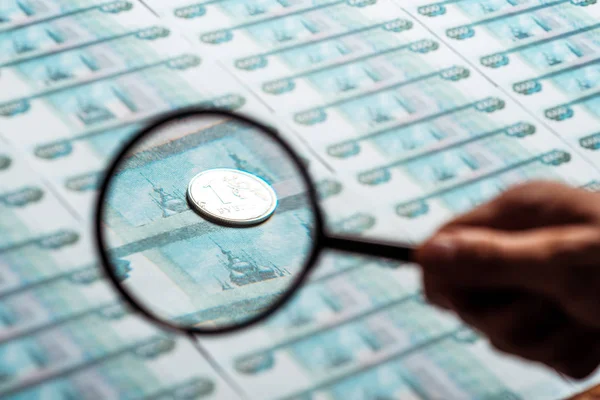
[416,181,600,379]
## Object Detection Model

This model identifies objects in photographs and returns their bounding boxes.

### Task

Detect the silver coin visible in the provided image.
[187,168,277,226]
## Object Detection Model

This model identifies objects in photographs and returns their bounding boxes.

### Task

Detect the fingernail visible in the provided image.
[421,234,457,266]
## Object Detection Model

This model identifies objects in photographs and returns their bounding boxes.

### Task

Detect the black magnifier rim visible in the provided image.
[94,107,326,336]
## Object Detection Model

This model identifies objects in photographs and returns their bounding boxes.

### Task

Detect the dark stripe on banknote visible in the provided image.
[108,193,308,258]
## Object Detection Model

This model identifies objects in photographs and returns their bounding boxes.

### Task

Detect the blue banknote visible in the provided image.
[0,0,112,32]
[418,0,538,19]
[261,39,441,98]
[234,18,414,73]
[512,58,600,97]
[0,268,115,343]
[446,0,597,44]
[0,228,91,297]
[327,101,525,164]
[0,306,168,396]
[231,295,462,392]
[198,0,386,49]
[0,1,144,66]
[480,25,600,71]
[396,149,572,217]
[358,124,540,191]
[293,66,472,128]
[544,89,600,121]
[0,25,174,100]
[0,151,83,252]
[9,373,217,400]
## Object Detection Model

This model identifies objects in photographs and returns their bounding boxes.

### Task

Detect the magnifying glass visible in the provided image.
[95,108,415,335]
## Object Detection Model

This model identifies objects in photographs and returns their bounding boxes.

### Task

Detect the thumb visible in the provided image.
[415,226,580,294]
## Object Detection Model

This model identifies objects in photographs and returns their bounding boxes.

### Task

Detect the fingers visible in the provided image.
[416,225,600,298]
[438,181,600,232]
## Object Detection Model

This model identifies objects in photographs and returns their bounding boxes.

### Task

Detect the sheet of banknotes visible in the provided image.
[2,0,600,398]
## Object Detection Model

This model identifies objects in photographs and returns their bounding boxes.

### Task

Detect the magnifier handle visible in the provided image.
[323,234,415,263]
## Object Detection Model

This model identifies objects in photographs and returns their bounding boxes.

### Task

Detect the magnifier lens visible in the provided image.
[98,113,319,332]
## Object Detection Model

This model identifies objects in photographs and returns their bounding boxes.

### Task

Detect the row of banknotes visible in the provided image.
[1,0,600,398]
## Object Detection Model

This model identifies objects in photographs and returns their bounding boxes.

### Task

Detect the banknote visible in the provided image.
[412,0,600,45]
[226,15,426,100]
[285,69,506,163]
[539,89,600,168]
[414,0,551,19]
[0,54,274,219]
[320,101,534,172]
[356,125,551,193]
[0,155,241,400]
[392,149,594,228]
[231,16,415,73]
[369,328,575,400]
[0,0,113,32]
[0,24,192,101]
[149,0,411,60]
[237,34,459,114]
[196,260,435,398]
[0,303,168,396]
[475,15,600,86]
[448,0,597,46]
[0,145,84,251]
[3,337,242,399]
[0,205,98,300]
[0,1,157,67]
[147,0,344,30]
[0,267,117,343]
[407,0,600,89]
[354,144,598,242]
[0,55,210,139]
[500,55,600,169]
[405,0,600,172]
[289,64,474,133]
